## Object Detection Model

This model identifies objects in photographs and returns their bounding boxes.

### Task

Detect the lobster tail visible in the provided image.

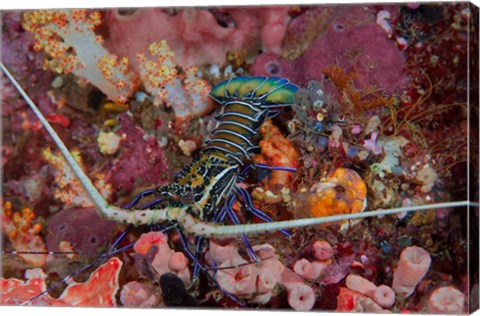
[210,76,298,106]
[206,76,298,165]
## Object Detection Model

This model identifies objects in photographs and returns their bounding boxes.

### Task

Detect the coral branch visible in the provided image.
[1,201,47,267]
[136,40,213,123]
[22,10,139,103]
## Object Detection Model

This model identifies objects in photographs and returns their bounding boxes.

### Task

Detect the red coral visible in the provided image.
[0,257,122,306]
[105,114,168,194]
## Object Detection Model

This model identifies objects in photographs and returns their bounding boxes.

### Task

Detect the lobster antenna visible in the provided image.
[212,200,470,236]
[1,63,111,212]
[1,63,173,226]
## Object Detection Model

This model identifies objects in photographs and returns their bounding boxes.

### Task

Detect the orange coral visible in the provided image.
[0,257,122,306]
[253,119,300,189]
[42,148,112,207]
[22,10,139,103]
[307,168,367,218]
[1,201,47,267]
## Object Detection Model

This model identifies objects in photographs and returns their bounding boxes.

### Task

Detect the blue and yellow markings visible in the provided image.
[210,76,298,106]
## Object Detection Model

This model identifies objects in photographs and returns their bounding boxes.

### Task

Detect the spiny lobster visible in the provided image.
[2,63,466,306]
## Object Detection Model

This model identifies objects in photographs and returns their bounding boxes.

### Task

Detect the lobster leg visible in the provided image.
[223,195,259,262]
[175,228,245,306]
[192,236,205,279]
[193,206,228,278]
[236,187,291,237]
[238,163,296,181]
[124,189,156,208]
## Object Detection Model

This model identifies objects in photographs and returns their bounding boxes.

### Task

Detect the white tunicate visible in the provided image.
[210,64,220,77]
[51,76,64,88]
[224,65,233,76]
[160,136,168,148]
[135,91,149,103]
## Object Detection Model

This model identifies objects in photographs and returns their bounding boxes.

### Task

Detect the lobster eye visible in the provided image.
[180,191,195,205]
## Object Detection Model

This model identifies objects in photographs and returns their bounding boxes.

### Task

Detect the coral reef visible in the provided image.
[120,281,161,307]
[134,231,191,284]
[42,148,113,207]
[1,2,472,313]
[45,207,119,255]
[336,287,388,313]
[346,275,395,308]
[103,113,168,195]
[206,239,315,311]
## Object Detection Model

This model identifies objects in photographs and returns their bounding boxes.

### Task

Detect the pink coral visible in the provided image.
[22,10,139,103]
[207,240,316,310]
[280,268,316,311]
[134,231,191,284]
[104,7,290,68]
[252,244,287,284]
[336,287,388,313]
[251,6,409,95]
[345,274,395,308]
[205,238,239,264]
[313,240,334,260]
[293,258,328,280]
[1,257,122,306]
[120,281,160,307]
[392,246,431,298]
[345,274,377,297]
[428,286,465,314]
[373,285,396,308]
[216,257,258,297]
[285,283,316,312]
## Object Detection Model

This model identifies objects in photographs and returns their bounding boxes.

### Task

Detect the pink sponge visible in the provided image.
[104,7,290,69]
[313,240,334,260]
[428,286,465,314]
[134,231,191,284]
[392,246,431,298]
